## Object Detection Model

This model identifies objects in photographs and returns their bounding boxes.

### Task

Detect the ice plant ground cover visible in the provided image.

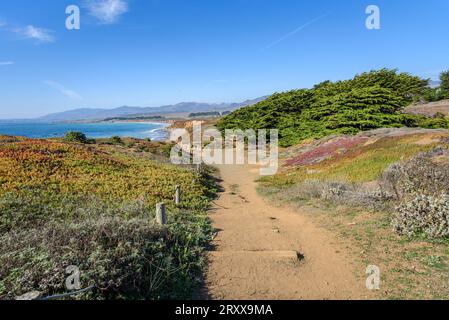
[0,136,208,209]
[270,128,449,184]
[284,136,369,167]
[0,135,216,300]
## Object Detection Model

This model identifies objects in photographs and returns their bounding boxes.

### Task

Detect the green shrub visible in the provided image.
[217,69,449,147]
[64,131,88,144]
[110,136,123,145]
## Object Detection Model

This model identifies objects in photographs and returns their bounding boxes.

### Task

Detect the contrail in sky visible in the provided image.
[263,13,329,50]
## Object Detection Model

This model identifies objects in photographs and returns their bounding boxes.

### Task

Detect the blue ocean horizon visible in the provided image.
[0,121,169,141]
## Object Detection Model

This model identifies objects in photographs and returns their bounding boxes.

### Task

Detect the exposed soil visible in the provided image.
[203,163,377,300]
[404,100,449,117]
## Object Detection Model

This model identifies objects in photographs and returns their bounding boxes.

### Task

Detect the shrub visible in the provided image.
[0,217,166,300]
[380,147,449,239]
[64,131,88,144]
[259,179,393,211]
[318,181,393,210]
[380,147,449,199]
[380,163,405,199]
[320,182,348,201]
[0,191,213,300]
[393,194,449,239]
[110,136,123,145]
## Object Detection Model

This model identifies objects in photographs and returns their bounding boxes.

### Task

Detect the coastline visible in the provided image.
[0,121,170,141]
[87,120,172,141]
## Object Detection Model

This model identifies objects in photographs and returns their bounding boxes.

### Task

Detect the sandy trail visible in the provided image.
[203,163,373,300]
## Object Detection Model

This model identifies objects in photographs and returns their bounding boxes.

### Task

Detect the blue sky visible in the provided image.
[0,0,448,119]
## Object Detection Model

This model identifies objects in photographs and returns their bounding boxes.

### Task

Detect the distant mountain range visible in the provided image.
[34,97,268,122]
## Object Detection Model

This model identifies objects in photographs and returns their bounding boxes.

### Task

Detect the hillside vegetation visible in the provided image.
[258,128,449,298]
[0,137,207,210]
[217,69,449,147]
[0,136,215,300]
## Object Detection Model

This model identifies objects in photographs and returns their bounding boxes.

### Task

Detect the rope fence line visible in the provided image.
[39,286,96,301]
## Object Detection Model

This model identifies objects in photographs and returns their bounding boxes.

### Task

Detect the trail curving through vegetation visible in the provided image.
[203,162,376,300]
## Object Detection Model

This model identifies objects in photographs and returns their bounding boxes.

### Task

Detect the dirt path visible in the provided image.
[203,163,374,300]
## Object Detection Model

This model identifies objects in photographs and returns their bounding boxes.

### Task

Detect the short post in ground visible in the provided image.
[175,185,181,205]
[156,203,167,225]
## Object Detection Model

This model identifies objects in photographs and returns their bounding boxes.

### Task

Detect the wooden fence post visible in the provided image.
[175,185,181,205]
[156,203,167,225]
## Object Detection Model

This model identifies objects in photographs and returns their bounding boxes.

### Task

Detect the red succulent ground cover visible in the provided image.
[284,136,369,167]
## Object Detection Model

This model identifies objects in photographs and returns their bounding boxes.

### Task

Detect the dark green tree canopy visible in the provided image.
[217,69,448,147]
[64,131,88,144]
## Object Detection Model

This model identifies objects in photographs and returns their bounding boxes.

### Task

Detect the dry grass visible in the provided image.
[311,202,449,299]
[257,189,449,299]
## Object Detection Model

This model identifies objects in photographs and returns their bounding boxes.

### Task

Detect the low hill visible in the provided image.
[37,106,145,122]
[36,97,268,122]
[217,69,449,147]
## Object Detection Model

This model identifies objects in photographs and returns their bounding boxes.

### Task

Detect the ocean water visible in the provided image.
[0,122,169,140]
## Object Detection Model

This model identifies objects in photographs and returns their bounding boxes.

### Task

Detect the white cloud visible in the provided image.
[44,81,83,101]
[18,25,55,43]
[0,61,14,66]
[85,0,129,24]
